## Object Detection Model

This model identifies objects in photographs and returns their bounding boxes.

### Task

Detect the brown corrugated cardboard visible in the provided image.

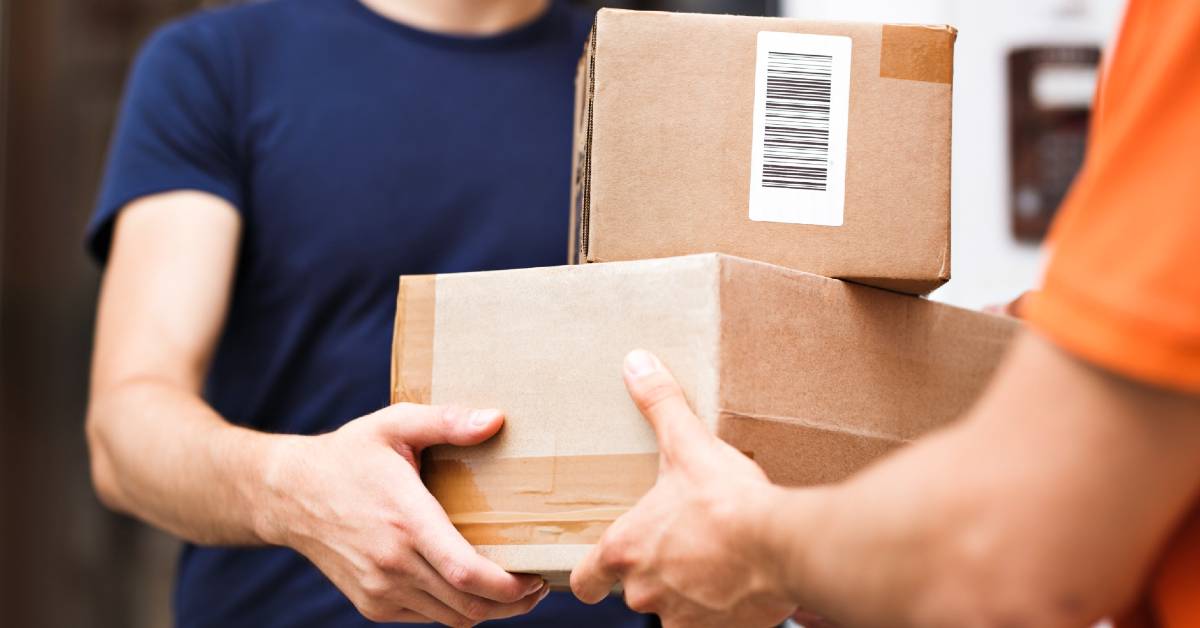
[570,9,956,294]
[392,255,1016,585]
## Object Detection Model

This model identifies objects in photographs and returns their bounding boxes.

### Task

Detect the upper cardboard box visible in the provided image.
[569,9,956,294]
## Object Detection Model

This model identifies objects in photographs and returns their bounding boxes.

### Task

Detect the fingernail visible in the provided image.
[469,409,500,429]
[537,584,550,601]
[624,350,659,378]
[525,579,545,596]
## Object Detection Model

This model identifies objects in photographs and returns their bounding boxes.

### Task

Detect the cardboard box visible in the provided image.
[392,255,1016,585]
[569,9,957,294]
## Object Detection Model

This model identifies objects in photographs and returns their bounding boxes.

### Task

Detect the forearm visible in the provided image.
[762,332,1200,627]
[87,376,285,545]
[763,429,1022,628]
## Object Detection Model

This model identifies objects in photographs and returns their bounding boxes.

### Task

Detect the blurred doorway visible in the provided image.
[0,1,211,626]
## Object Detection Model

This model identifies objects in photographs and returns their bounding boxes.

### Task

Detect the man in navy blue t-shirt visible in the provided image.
[83,0,646,626]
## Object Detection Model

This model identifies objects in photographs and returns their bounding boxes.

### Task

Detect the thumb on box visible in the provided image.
[623,349,712,466]
[378,403,505,450]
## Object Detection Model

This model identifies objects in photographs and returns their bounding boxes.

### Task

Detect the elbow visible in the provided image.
[85,404,127,513]
[913,528,1128,628]
[943,593,1103,628]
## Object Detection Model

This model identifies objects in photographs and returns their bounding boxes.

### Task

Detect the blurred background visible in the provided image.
[0,0,1123,625]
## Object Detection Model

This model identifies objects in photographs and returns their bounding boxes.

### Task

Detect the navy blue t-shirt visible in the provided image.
[88,1,646,626]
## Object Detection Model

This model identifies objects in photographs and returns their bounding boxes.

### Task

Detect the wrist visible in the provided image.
[252,433,308,546]
[741,483,799,598]
[753,485,834,605]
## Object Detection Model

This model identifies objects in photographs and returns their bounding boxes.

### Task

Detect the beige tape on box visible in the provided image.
[423,453,659,545]
[392,275,658,545]
[392,275,436,405]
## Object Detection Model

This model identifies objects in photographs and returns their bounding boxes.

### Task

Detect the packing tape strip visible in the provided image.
[423,453,660,545]
[879,24,956,84]
[392,275,436,404]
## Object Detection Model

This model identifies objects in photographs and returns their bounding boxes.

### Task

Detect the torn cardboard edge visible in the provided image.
[841,272,949,297]
[568,24,597,265]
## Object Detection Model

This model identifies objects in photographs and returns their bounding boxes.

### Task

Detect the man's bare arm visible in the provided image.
[86,191,547,626]
[778,332,1200,627]
[86,191,269,543]
[574,334,1200,627]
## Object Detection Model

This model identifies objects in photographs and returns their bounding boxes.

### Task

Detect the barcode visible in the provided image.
[760,51,833,192]
[749,32,850,225]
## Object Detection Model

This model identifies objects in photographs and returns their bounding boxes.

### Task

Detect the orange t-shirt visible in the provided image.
[1022,1,1200,625]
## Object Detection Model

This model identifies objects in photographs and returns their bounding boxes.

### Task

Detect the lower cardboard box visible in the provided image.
[391,254,1018,586]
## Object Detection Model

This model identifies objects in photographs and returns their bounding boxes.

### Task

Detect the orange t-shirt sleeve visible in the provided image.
[1023,0,1200,394]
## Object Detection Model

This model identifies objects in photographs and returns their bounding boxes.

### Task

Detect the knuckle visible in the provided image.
[638,381,678,411]
[443,559,476,590]
[704,494,740,525]
[624,585,661,613]
[356,600,393,623]
[598,535,635,572]
[462,597,494,622]
[440,405,466,431]
[386,558,415,579]
[359,573,393,600]
[599,519,625,545]
[369,544,411,576]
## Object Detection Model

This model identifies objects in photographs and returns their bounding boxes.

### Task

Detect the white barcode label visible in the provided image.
[749,32,852,226]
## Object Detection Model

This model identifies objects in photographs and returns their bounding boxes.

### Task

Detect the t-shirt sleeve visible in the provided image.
[1023,3,1200,394]
[86,17,242,264]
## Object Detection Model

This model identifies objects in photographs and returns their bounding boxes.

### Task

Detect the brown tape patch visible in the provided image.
[423,453,659,545]
[391,275,435,404]
[879,24,956,84]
